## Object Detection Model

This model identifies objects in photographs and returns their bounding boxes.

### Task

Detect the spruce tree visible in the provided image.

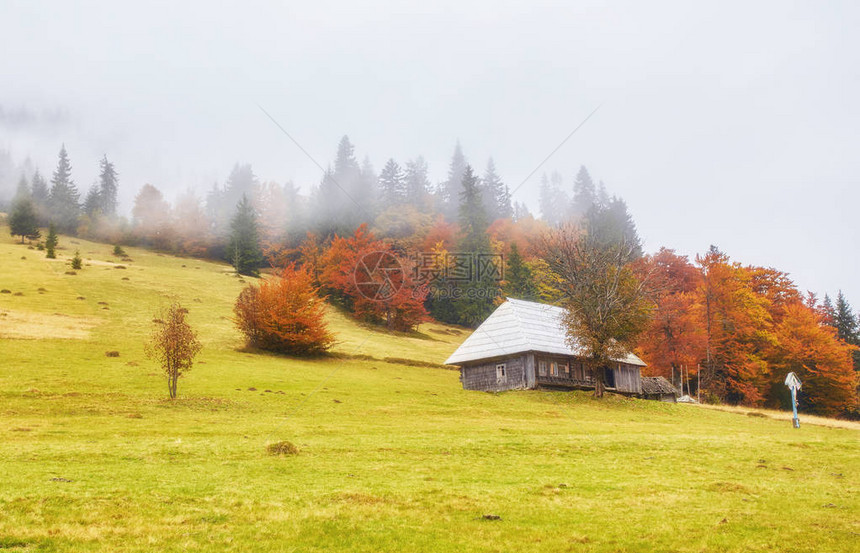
[498,184,513,220]
[834,291,859,344]
[83,185,102,217]
[378,158,405,207]
[9,196,40,243]
[571,165,596,217]
[49,145,80,233]
[442,142,467,221]
[45,223,58,258]
[356,155,378,221]
[98,155,119,216]
[513,201,531,221]
[586,196,643,261]
[539,173,558,226]
[315,136,367,234]
[550,172,570,220]
[30,170,50,224]
[70,250,83,270]
[14,174,30,201]
[504,242,537,300]
[482,158,510,221]
[228,195,263,276]
[458,165,488,245]
[451,165,499,326]
[596,180,610,209]
[404,157,431,210]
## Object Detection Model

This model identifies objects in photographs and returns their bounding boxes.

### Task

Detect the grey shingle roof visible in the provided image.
[640,376,679,395]
[444,298,647,367]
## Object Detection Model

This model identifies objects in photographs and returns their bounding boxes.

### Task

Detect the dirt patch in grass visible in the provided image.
[0,537,33,549]
[331,492,393,505]
[692,403,860,430]
[0,309,100,340]
[706,482,752,494]
[329,352,378,362]
[267,441,299,456]
[155,397,235,411]
[383,357,453,370]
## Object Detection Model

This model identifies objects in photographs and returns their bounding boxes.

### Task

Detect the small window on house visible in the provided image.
[538,359,547,376]
[562,361,569,375]
[496,363,507,381]
[550,361,558,376]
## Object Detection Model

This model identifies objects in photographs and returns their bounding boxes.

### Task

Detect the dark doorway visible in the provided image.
[604,367,615,388]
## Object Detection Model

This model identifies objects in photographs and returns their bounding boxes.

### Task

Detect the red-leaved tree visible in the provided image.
[320,224,428,331]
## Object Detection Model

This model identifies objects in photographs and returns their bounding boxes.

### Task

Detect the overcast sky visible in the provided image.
[1,0,857,301]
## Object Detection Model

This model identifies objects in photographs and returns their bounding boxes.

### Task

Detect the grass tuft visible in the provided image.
[266,441,299,456]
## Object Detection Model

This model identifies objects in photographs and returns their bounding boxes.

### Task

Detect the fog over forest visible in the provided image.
[0,1,857,301]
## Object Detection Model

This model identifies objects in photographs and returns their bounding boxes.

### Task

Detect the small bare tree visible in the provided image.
[539,224,653,397]
[145,302,202,399]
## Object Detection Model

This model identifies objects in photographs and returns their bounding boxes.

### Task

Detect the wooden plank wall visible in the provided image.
[613,365,641,393]
[460,355,527,391]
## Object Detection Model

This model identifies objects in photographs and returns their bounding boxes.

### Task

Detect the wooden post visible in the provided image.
[784,372,802,429]
[686,365,690,397]
[791,387,800,428]
[697,364,701,403]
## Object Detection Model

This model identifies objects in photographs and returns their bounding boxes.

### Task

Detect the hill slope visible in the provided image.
[0,229,857,553]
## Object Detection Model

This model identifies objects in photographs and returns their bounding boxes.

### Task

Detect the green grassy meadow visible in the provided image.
[0,227,857,552]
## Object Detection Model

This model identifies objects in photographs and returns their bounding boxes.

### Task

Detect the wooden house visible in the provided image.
[444,298,646,394]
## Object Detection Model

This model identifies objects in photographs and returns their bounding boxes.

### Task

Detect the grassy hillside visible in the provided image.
[0,227,857,553]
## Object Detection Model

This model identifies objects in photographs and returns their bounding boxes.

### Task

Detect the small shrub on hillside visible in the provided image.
[70,250,83,270]
[266,441,299,456]
[113,244,126,256]
[234,264,334,356]
[145,302,202,399]
[105,351,120,357]
[45,224,58,259]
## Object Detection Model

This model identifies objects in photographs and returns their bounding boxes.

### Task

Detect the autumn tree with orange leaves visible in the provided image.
[634,248,706,383]
[635,245,858,415]
[234,264,334,355]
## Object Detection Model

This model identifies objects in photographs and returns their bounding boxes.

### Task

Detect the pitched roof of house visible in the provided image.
[640,376,679,395]
[444,298,647,367]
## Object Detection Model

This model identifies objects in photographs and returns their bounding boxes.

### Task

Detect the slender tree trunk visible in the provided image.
[592,360,605,398]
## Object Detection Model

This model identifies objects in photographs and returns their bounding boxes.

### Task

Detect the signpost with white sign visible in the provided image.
[784,372,802,429]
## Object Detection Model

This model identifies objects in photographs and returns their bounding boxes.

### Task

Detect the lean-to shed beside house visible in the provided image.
[640,376,680,402]
[444,298,647,394]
